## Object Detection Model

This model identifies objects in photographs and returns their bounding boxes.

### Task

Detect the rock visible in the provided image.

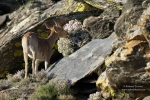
[123,1,150,44]
[142,0,150,8]
[114,0,144,40]
[83,0,121,39]
[101,91,111,99]
[41,0,99,19]
[114,0,127,4]
[126,26,146,42]
[83,0,125,10]
[0,15,7,27]
[83,15,116,39]
[97,39,150,98]
[96,70,115,96]
[114,0,150,44]
[46,33,117,85]
[143,96,150,100]
[136,97,144,100]
[88,92,102,100]
[96,1,150,98]
[123,0,144,12]
[136,4,150,46]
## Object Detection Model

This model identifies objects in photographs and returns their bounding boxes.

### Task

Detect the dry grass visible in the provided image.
[0,80,12,91]
[58,94,75,100]
[7,70,24,83]
[0,69,75,100]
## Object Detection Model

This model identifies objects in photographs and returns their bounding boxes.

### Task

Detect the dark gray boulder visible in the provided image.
[114,0,144,40]
[83,16,115,39]
[0,3,11,15]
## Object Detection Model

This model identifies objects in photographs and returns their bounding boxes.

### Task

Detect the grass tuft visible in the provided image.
[29,83,58,100]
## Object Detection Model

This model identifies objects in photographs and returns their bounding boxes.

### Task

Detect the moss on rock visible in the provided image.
[15,42,21,47]
[14,50,23,57]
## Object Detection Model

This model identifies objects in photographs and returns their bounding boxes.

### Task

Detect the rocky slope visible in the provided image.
[0,0,150,99]
[0,0,101,78]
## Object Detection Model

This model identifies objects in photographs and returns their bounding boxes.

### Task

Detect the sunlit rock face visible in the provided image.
[96,0,150,99]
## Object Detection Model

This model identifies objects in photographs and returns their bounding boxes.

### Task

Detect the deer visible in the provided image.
[22,21,69,78]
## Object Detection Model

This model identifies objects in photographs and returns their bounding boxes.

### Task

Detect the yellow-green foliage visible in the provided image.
[105,56,114,67]
[96,79,115,96]
[108,85,115,96]
[75,2,91,12]
[117,5,123,10]
[15,42,21,47]
[3,52,8,57]
[0,67,9,79]
[29,83,58,100]
[46,14,51,18]
[39,32,49,38]
[37,29,49,38]
[53,43,58,49]
[118,92,126,99]
[14,50,23,57]
[37,29,42,33]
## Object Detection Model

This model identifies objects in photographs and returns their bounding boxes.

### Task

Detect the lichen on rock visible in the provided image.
[42,0,97,18]
[97,40,150,98]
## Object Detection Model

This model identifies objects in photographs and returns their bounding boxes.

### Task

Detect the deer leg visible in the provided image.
[23,50,28,79]
[35,60,39,75]
[44,53,51,70]
[44,60,49,70]
[32,60,35,77]
[31,51,36,77]
[44,57,50,70]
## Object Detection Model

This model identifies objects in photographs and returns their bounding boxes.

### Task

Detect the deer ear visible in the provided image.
[53,20,58,27]
[44,23,50,29]
[52,25,58,33]
[53,20,61,27]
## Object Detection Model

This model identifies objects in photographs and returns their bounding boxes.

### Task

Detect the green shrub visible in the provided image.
[19,77,30,86]
[29,83,58,100]
[29,80,75,100]
[35,69,49,83]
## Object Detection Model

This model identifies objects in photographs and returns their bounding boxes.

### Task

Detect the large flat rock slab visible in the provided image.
[46,33,117,85]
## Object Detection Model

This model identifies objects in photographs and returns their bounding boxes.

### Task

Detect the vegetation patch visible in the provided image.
[0,70,75,100]
[29,83,58,100]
